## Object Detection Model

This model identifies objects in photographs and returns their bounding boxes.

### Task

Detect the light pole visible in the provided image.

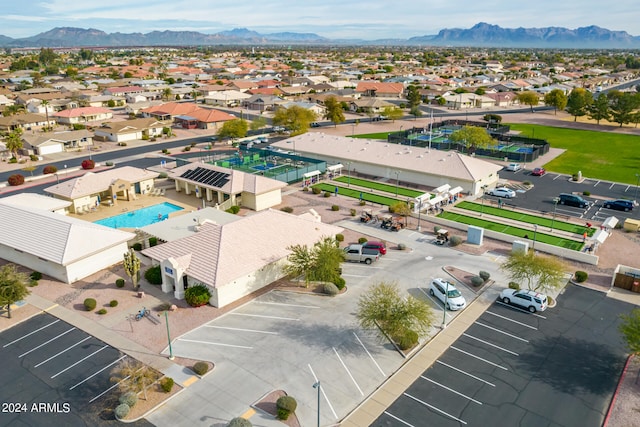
[417,199,422,231]
[532,224,538,251]
[480,185,488,216]
[406,197,411,228]
[312,381,321,427]
[441,280,450,329]
[347,161,352,187]
[551,197,560,232]
[160,310,174,360]
[394,171,400,196]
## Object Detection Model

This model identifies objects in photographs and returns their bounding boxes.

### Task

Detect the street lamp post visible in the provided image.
[312,381,321,427]
[441,280,450,329]
[161,310,174,360]
[406,197,411,228]
[417,199,422,231]
[532,224,538,251]
[551,197,560,232]
[395,171,400,196]
[480,185,488,216]
[347,161,352,187]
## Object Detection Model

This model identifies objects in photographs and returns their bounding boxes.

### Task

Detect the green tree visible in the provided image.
[323,96,345,127]
[619,308,640,355]
[382,106,403,122]
[406,85,421,120]
[283,237,344,286]
[272,105,316,136]
[110,359,158,401]
[0,264,31,319]
[566,88,593,122]
[38,48,58,66]
[448,125,495,153]
[5,129,24,159]
[217,119,248,140]
[500,250,568,294]
[283,244,315,287]
[607,91,640,127]
[162,88,172,101]
[517,91,539,112]
[3,104,25,116]
[544,89,568,115]
[474,87,486,95]
[123,248,141,290]
[40,99,51,131]
[249,116,267,131]
[588,93,611,124]
[356,281,434,341]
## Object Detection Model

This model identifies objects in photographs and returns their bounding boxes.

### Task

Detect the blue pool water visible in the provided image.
[94,202,183,229]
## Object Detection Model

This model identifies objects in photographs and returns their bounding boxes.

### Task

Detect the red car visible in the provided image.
[531,167,546,176]
[363,241,387,255]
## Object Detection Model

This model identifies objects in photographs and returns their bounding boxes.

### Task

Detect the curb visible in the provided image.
[603,354,634,427]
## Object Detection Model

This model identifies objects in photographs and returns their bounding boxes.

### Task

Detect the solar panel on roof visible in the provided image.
[179,167,230,188]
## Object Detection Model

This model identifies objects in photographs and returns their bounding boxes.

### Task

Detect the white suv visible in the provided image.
[500,289,547,313]
[429,278,466,311]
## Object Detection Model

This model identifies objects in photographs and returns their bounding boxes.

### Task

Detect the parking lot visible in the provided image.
[373,285,632,427]
[0,313,152,427]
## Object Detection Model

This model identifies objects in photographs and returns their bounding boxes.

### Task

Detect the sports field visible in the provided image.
[312,183,402,206]
[333,176,424,198]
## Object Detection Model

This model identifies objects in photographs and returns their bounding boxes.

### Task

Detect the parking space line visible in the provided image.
[256,301,319,309]
[35,336,92,368]
[229,313,299,321]
[451,346,508,371]
[89,373,130,403]
[383,411,415,426]
[308,364,338,418]
[3,319,60,348]
[51,345,108,379]
[333,347,364,396]
[342,274,369,278]
[404,393,467,425]
[463,333,519,356]
[486,310,538,330]
[609,182,616,189]
[353,332,385,377]
[18,327,76,358]
[594,180,600,187]
[178,338,252,349]
[475,322,529,343]
[69,355,127,390]
[494,301,546,319]
[204,325,278,335]
[420,376,482,405]
[436,361,495,387]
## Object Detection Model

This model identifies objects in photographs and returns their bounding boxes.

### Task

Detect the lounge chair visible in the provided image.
[160,188,166,196]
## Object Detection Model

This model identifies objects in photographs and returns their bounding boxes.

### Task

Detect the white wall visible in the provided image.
[251,190,282,211]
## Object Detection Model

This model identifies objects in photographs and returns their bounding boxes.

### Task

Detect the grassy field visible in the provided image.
[508,123,640,184]
[333,176,424,198]
[456,201,595,236]
[438,211,584,251]
[351,132,392,139]
[312,183,401,206]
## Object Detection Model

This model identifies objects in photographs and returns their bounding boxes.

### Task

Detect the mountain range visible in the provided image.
[1,23,639,49]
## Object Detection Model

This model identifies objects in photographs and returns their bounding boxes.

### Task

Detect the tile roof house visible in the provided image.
[93,117,167,143]
[140,102,235,130]
[0,113,56,132]
[141,209,342,307]
[53,106,113,125]
[22,129,93,156]
[355,81,405,98]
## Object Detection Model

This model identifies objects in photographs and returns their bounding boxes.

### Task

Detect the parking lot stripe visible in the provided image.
[475,321,529,343]
[342,274,369,278]
[34,336,91,367]
[229,313,299,321]
[89,374,130,403]
[436,361,495,387]
[178,338,253,349]
[494,301,547,319]
[353,332,385,377]
[204,325,278,335]
[382,411,415,426]
[333,347,364,396]
[486,310,538,330]
[420,376,482,405]
[451,346,508,371]
[308,364,338,418]
[3,319,60,348]
[51,345,108,379]
[18,327,76,358]
[257,301,319,309]
[404,393,467,425]
[69,355,127,390]
[463,333,519,356]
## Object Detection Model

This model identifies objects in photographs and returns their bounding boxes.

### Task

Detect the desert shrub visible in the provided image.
[335,233,344,242]
[397,243,406,250]
[142,134,149,140]
[149,237,158,247]
[479,271,491,281]
[434,225,441,233]
[162,148,169,154]
[332,276,346,290]
[132,243,142,251]
[331,205,340,211]
[8,157,17,163]
[449,235,462,246]
[574,271,588,283]
[8,174,24,186]
[118,142,127,146]
[119,391,138,408]
[30,271,42,280]
[280,206,293,213]
[193,361,209,375]
[350,208,357,216]
[323,191,332,198]
[312,186,322,195]
[43,165,57,174]
[145,265,162,285]
[547,296,555,306]
[358,237,368,244]
[185,284,211,307]
[110,300,118,307]
[116,278,125,288]
[183,145,191,151]
[228,417,253,427]
[359,200,366,206]
[84,298,97,311]
[105,161,114,166]
[158,172,168,178]
[323,282,339,296]
[190,142,197,147]
[97,308,107,315]
[226,205,240,214]
[276,396,297,420]
[508,281,520,290]
[114,403,130,419]
[81,159,95,169]
[30,154,39,161]
[523,180,532,186]
[29,279,39,287]
[583,191,591,196]
[302,186,309,192]
[160,377,174,393]
[397,330,419,351]
[470,276,484,287]
[572,173,578,181]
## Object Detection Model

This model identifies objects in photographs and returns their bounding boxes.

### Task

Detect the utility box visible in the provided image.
[512,240,530,254]
[623,218,640,232]
[467,225,484,245]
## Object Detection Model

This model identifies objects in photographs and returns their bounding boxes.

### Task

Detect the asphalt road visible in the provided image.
[373,285,633,427]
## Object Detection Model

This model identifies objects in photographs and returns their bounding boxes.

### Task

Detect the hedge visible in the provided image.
[185,284,211,307]
[144,265,162,285]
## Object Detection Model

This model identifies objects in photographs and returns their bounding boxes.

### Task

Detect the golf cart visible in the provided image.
[360,209,374,223]
[434,229,449,245]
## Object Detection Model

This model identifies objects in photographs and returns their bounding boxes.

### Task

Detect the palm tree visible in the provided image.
[0,264,31,319]
[5,129,24,159]
[40,99,51,131]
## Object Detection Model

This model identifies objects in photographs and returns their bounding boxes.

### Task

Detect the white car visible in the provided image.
[429,278,466,311]
[506,163,522,171]
[488,187,516,198]
[500,289,547,313]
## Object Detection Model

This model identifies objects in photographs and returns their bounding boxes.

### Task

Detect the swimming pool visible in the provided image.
[94,202,183,229]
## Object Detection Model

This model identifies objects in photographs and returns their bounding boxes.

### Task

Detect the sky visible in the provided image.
[2,0,639,40]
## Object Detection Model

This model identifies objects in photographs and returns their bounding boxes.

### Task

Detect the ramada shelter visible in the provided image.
[141,209,342,307]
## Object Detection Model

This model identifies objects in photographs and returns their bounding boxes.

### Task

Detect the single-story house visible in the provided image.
[141,208,342,306]
[0,113,56,132]
[22,129,93,156]
[203,90,252,107]
[93,117,167,143]
[53,106,113,125]
[0,193,71,214]
[355,81,405,98]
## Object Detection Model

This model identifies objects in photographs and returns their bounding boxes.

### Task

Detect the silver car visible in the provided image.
[488,187,516,198]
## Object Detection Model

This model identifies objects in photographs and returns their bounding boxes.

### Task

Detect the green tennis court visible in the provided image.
[333,176,423,198]
[312,183,403,206]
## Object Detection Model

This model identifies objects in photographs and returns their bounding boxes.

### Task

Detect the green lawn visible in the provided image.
[456,201,595,236]
[334,176,424,198]
[508,123,640,184]
[312,183,402,206]
[438,211,584,251]
[350,132,392,139]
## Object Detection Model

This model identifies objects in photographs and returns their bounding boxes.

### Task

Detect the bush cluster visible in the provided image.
[84,298,97,311]
[110,300,118,307]
[193,361,209,375]
[508,281,520,290]
[335,233,344,242]
[323,191,332,198]
[144,265,162,285]
[358,237,368,244]
[397,329,419,351]
[114,404,130,419]
[479,271,491,281]
[470,276,484,287]
[43,165,57,174]
[276,396,297,420]
[350,208,357,216]
[331,205,340,211]
[30,271,42,280]
[116,278,125,288]
[185,284,211,307]
[149,237,158,247]
[132,243,143,251]
[183,146,191,151]
[449,235,463,246]
[8,174,24,186]
[312,187,322,195]
[397,243,407,250]
[574,271,588,283]
[119,392,138,408]
[226,205,241,214]
[359,200,366,206]
[280,206,293,213]
[160,377,174,393]
[332,276,346,290]
[323,282,339,296]
[228,417,253,427]
[81,159,95,170]
[105,161,114,166]
[97,308,107,315]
